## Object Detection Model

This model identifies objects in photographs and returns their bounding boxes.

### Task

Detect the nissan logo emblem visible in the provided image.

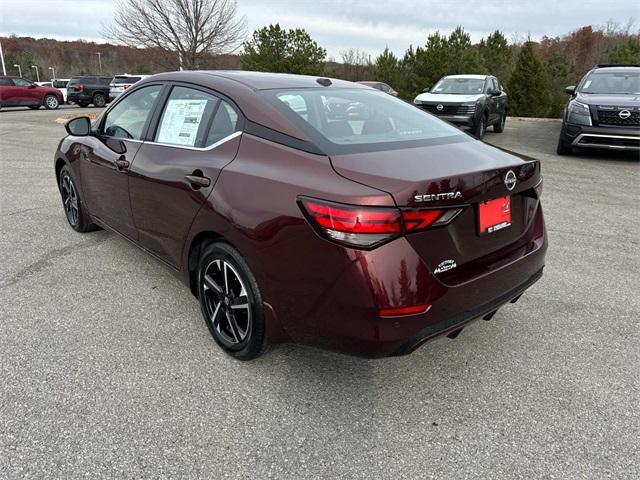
[436,104,443,111]
[504,170,517,191]
[619,110,631,120]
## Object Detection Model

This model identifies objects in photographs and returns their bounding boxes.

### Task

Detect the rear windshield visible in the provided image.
[259,88,466,154]
[579,70,640,95]
[113,76,142,84]
[432,77,486,94]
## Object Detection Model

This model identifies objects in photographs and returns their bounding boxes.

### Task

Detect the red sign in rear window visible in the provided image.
[479,196,511,235]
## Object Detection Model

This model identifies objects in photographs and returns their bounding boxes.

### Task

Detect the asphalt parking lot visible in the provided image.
[1,107,638,479]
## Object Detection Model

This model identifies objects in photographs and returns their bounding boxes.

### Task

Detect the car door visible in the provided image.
[129,84,243,268]
[11,77,39,105]
[485,78,500,124]
[0,77,17,105]
[80,84,164,240]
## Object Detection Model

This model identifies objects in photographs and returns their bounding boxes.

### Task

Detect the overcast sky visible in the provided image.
[1,0,638,59]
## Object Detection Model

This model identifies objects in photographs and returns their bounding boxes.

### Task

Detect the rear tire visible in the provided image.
[197,242,267,361]
[493,113,506,133]
[93,93,106,108]
[44,94,60,110]
[58,166,98,233]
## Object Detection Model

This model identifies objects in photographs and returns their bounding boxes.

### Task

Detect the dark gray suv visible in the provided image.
[413,74,508,139]
[557,64,640,154]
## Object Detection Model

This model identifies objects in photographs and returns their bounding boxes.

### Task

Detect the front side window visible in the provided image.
[432,77,485,95]
[579,70,640,95]
[103,85,162,140]
[13,78,33,87]
[261,87,464,154]
[155,86,239,148]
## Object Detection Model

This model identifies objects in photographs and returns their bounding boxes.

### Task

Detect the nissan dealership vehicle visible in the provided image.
[109,74,150,101]
[414,74,508,138]
[67,75,113,107]
[54,71,546,360]
[0,76,63,110]
[557,64,640,154]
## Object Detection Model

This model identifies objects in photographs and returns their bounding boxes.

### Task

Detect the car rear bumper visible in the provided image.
[563,123,640,151]
[283,203,547,358]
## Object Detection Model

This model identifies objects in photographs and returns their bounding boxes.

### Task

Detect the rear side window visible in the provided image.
[0,78,12,86]
[155,86,240,148]
[99,77,113,85]
[113,76,142,84]
[103,85,162,140]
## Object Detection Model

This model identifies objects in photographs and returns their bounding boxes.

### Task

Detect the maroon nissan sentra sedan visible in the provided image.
[54,71,547,360]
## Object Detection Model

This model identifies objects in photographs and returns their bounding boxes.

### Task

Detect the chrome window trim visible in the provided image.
[143,130,243,151]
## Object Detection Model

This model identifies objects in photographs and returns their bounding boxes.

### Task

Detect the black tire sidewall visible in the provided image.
[59,165,94,232]
[93,94,106,107]
[197,242,266,360]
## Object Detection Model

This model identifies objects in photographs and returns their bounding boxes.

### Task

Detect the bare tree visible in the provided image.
[104,0,246,69]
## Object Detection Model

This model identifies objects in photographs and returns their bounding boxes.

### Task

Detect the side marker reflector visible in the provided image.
[379,304,431,318]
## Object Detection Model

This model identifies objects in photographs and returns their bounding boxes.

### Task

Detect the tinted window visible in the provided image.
[103,85,162,140]
[155,86,220,148]
[13,78,33,87]
[100,77,114,85]
[53,80,68,88]
[262,88,463,150]
[68,77,91,85]
[0,78,12,86]
[113,76,142,84]
[206,100,241,145]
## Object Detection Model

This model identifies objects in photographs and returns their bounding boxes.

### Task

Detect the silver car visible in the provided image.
[109,74,150,101]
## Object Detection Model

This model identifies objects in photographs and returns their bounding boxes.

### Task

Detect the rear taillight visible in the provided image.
[299,197,462,249]
[75,83,84,91]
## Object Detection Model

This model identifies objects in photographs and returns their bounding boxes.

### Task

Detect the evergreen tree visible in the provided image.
[608,37,640,64]
[479,30,513,84]
[546,53,576,117]
[448,26,486,74]
[241,24,326,75]
[509,42,551,117]
[373,47,400,88]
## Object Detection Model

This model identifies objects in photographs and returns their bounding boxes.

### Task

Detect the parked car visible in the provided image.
[54,71,546,360]
[109,74,150,101]
[357,81,398,96]
[0,76,63,110]
[557,64,640,155]
[413,74,508,138]
[52,78,71,103]
[66,75,113,107]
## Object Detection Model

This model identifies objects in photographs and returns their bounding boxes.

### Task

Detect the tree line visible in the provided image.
[3,0,639,119]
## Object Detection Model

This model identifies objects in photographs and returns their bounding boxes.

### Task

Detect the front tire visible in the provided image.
[58,166,97,232]
[93,93,106,108]
[493,113,506,133]
[556,131,573,155]
[44,94,60,110]
[474,113,487,139]
[197,242,267,361]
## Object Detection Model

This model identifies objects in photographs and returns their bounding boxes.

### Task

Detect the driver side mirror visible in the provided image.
[565,85,576,95]
[490,89,502,96]
[65,116,91,136]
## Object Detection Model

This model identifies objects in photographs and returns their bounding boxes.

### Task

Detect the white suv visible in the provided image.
[109,74,150,101]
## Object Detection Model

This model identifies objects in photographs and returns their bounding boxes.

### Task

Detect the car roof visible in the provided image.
[591,65,640,73]
[442,74,489,80]
[192,70,365,90]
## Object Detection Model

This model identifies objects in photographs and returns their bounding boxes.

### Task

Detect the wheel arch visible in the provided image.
[186,230,226,297]
[55,157,67,187]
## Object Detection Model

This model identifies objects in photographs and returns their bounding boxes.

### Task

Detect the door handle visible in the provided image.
[115,157,130,171]
[185,174,211,189]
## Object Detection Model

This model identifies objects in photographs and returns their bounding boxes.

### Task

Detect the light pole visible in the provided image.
[0,38,6,75]
[13,64,22,77]
[48,66,56,80]
[31,65,40,82]
[95,52,103,74]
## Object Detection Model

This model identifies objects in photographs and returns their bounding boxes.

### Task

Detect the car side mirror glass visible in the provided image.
[565,85,576,95]
[491,89,502,96]
[65,116,91,136]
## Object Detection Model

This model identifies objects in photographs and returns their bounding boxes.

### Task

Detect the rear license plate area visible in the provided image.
[478,196,511,235]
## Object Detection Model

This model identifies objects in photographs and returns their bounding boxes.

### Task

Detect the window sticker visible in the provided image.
[157,99,209,146]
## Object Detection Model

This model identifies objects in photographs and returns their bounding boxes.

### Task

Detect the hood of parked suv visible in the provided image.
[414,93,484,104]
[575,92,640,107]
